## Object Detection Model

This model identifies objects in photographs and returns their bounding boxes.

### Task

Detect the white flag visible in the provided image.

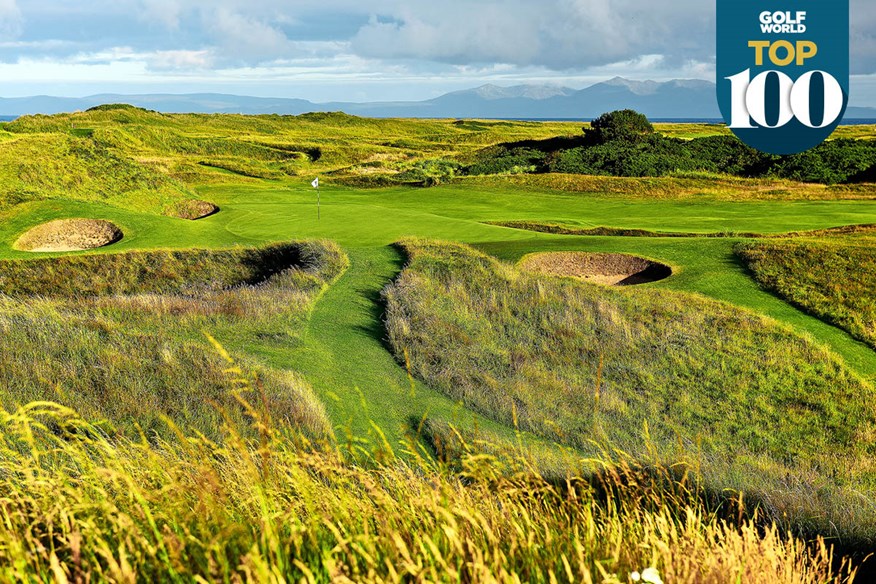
[311,177,319,188]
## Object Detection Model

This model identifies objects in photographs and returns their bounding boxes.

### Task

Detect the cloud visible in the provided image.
[0,0,22,40]
[139,0,183,29]
[0,0,874,103]
[350,0,713,71]
[207,8,293,64]
[851,0,876,74]
[149,49,212,70]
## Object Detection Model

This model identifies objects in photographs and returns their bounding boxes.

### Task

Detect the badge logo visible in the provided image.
[717,0,849,155]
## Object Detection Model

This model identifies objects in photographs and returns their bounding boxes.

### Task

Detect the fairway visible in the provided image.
[2,180,874,447]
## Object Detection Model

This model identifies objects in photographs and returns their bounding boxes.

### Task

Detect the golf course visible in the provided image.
[0,107,875,581]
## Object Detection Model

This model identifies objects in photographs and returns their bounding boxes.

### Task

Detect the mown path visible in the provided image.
[246,238,876,449]
[246,245,526,448]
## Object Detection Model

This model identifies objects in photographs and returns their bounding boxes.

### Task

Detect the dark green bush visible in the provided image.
[587,109,654,144]
[464,110,876,183]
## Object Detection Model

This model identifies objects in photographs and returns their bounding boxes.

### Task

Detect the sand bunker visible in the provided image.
[15,219,123,252]
[173,200,219,220]
[520,252,672,286]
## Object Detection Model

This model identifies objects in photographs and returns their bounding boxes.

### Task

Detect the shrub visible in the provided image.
[587,109,655,144]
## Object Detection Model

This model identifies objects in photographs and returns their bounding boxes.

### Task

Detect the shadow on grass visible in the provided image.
[351,244,406,356]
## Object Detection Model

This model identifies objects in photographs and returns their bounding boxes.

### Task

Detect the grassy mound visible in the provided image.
[0,403,856,583]
[168,199,219,220]
[0,133,191,213]
[519,251,671,285]
[14,218,122,252]
[4,109,582,188]
[0,240,347,440]
[384,239,876,536]
[491,220,876,239]
[0,242,309,297]
[737,237,876,349]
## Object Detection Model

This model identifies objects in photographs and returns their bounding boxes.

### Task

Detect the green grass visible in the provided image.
[737,235,876,349]
[1,111,876,576]
[0,132,192,214]
[0,241,345,441]
[383,239,876,537]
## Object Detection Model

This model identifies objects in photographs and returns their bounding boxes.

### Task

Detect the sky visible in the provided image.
[0,0,873,106]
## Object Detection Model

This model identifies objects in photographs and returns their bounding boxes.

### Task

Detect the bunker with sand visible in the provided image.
[519,251,672,285]
[14,219,123,252]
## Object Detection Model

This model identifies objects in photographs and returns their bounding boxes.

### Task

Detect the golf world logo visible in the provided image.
[717,0,849,154]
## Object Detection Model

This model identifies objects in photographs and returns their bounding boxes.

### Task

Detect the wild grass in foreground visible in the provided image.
[0,240,347,441]
[737,236,876,349]
[383,239,876,541]
[0,399,859,583]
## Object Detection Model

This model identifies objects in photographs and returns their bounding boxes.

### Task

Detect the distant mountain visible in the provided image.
[440,84,576,101]
[845,106,876,119]
[0,78,874,121]
[0,93,315,116]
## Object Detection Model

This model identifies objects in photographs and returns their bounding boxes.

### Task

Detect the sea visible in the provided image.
[0,114,874,125]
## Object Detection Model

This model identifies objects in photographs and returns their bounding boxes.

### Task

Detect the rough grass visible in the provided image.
[0,242,310,297]
[737,237,876,349]
[0,132,191,214]
[3,109,580,190]
[490,220,876,239]
[0,240,347,441]
[0,401,859,583]
[383,239,876,539]
[465,173,876,201]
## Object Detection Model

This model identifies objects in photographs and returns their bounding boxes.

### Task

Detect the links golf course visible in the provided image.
[1,107,875,580]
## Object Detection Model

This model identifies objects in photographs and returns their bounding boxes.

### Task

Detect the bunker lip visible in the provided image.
[519,252,672,286]
[14,219,123,252]
[172,200,220,220]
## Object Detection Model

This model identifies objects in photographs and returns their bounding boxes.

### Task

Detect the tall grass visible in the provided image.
[383,239,876,540]
[463,173,876,200]
[0,240,347,441]
[737,237,876,349]
[3,108,581,193]
[0,397,859,583]
[0,132,190,213]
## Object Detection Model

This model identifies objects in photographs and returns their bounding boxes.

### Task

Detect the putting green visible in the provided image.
[2,180,875,445]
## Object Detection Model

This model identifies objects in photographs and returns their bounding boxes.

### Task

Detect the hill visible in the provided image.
[1,78,874,121]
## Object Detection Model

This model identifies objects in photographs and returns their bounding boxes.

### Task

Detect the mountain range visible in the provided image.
[1,77,874,121]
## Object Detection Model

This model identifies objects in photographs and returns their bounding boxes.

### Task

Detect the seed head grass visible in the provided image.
[0,396,860,583]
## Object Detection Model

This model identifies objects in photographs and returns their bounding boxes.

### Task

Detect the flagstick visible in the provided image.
[312,177,321,221]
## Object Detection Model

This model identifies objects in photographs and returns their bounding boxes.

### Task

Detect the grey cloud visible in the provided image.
[139,0,183,29]
[207,8,293,63]
[350,0,714,70]
[851,0,876,74]
[1,0,874,76]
